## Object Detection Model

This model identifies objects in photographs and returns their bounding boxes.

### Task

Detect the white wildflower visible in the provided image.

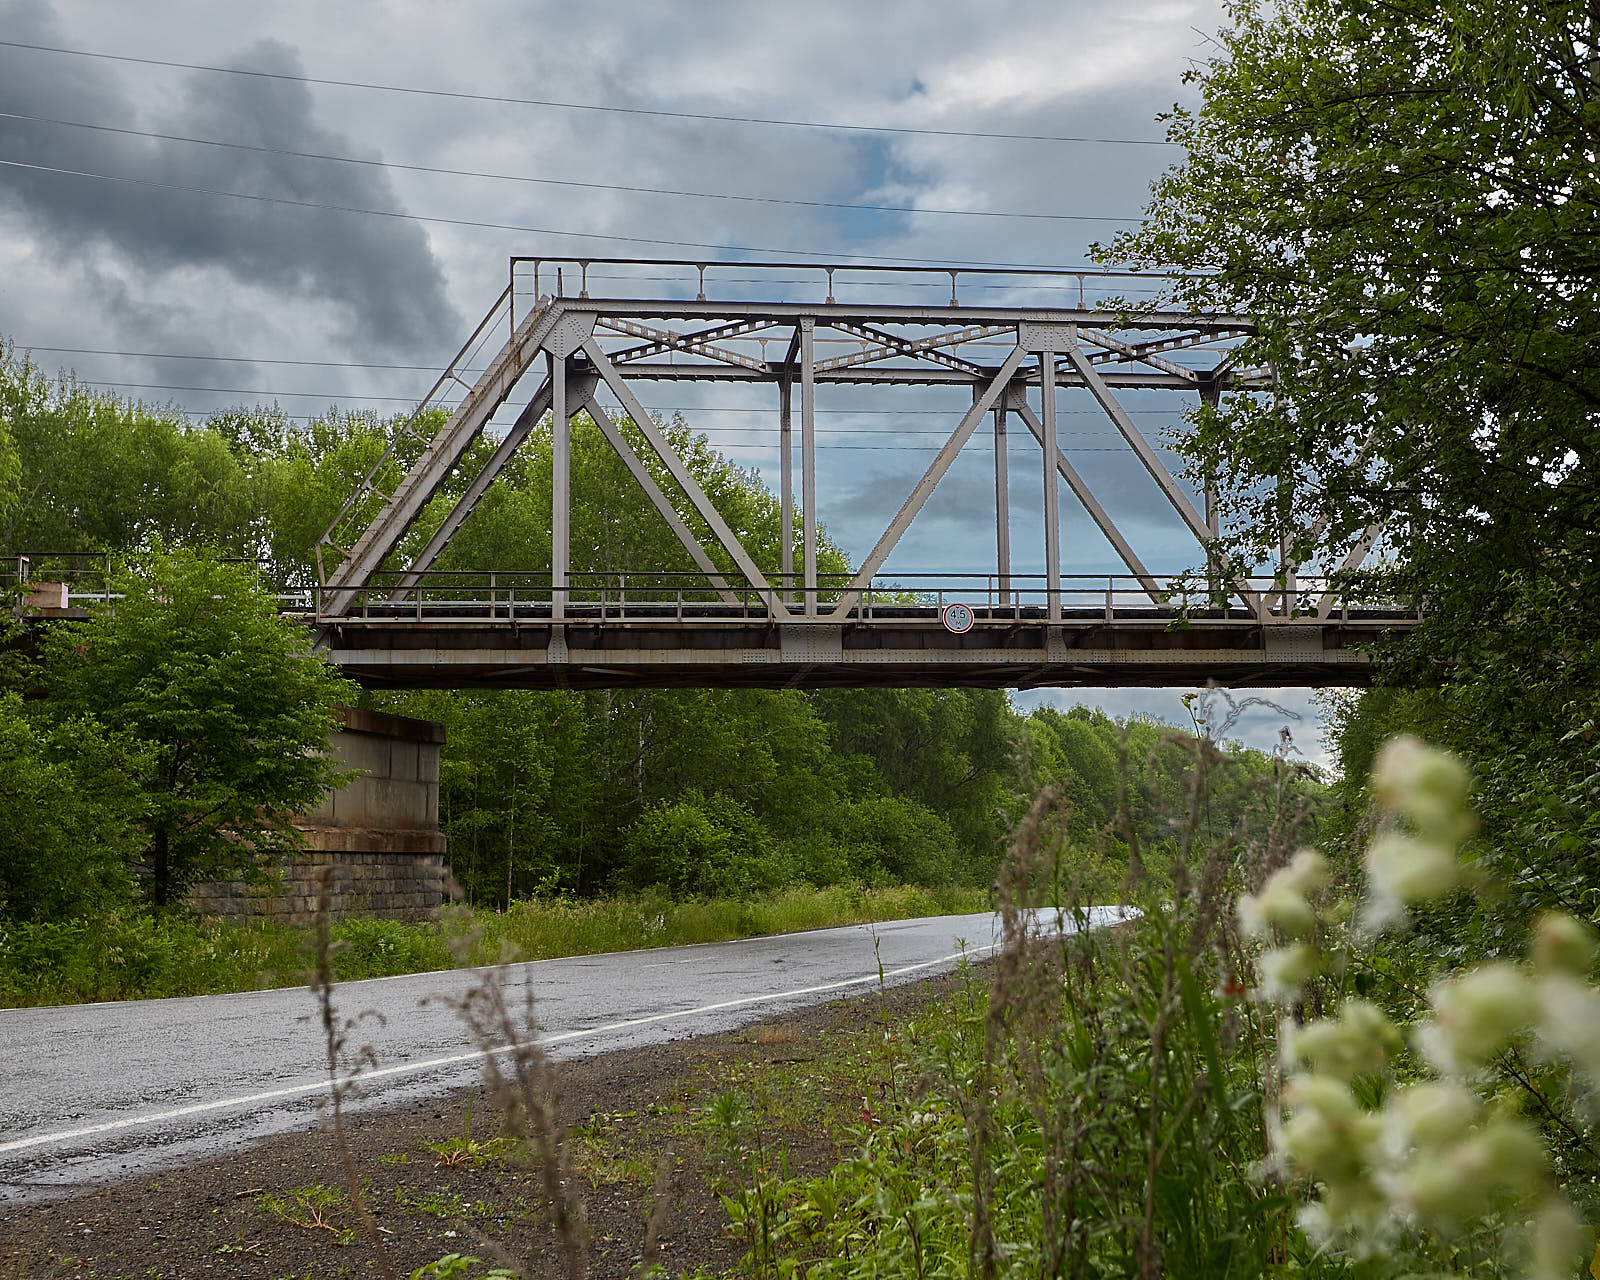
[1370,735,1475,845]
[1291,1000,1400,1080]
[1238,879,1316,939]
[1239,849,1330,940]
[1534,972,1600,1086]
[1281,1074,1385,1183]
[1530,912,1597,977]
[1282,848,1332,896]
[1416,963,1533,1075]
[1468,1118,1547,1193]
[1363,833,1461,929]
[1525,1197,1588,1280]
[1258,943,1319,1002]
[1391,1082,1480,1148]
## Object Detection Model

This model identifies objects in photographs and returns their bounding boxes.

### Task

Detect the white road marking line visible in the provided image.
[0,943,993,1157]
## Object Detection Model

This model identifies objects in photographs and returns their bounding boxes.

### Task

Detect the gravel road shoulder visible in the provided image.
[3,968,971,1279]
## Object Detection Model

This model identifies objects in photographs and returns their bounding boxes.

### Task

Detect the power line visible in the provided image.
[20,341,1198,372]
[64,379,1183,421]
[0,39,1178,148]
[28,347,440,371]
[0,111,1139,223]
[0,157,1115,266]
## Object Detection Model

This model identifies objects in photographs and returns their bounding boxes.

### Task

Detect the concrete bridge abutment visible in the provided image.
[188,706,447,925]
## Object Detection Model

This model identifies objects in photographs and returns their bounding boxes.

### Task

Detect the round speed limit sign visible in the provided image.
[941,602,976,634]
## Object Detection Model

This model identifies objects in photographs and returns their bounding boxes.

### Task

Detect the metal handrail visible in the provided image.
[509,255,1205,313]
[302,568,1418,626]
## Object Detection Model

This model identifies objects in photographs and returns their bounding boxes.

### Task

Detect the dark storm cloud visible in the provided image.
[0,0,459,356]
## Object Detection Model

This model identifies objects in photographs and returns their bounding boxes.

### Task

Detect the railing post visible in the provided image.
[1105,578,1114,623]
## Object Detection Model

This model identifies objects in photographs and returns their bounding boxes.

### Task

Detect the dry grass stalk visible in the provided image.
[962,712,1319,1280]
[309,864,396,1280]
[634,1149,676,1278]
[447,964,589,1280]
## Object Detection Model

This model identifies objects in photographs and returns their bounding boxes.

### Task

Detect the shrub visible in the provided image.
[618,790,783,898]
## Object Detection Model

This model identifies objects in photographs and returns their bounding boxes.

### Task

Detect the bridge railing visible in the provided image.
[3,555,1421,625]
[507,256,1196,316]
[300,568,1421,625]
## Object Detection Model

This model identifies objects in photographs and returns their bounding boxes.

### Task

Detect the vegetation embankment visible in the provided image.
[0,883,988,1008]
[16,732,1598,1280]
[1,349,1292,992]
[0,400,1293,1012]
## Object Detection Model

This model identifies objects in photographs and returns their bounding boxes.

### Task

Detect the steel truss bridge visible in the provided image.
[310,258,1411,690]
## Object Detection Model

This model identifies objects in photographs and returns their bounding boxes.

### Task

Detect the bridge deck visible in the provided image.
[307,604,1415,690]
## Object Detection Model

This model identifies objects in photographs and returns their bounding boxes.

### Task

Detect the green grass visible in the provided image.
[0,883,989,1007]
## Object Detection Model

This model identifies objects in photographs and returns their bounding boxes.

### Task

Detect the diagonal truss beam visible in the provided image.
[580,395,740,605]
[1077,329,1199,381]
[1259,431,1382,613]
[1315,524,1381,619]
[322,298,564,615]
[815,323,1012,373]
[584,338,792,620]
[388,376,558,600]
[1009,397,1162,602]
[1061,332,1212,544]
[1086,327,1252,368]
[822,320,986,376]
[598,318,769,372]
[607,318,772,365]
[828,341,1029,619]
[1061,329,1261,615]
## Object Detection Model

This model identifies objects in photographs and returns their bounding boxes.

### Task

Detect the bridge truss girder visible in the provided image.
[312,260,1388,687]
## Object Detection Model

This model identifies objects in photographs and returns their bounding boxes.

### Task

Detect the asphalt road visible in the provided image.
[0,907,1125,1203]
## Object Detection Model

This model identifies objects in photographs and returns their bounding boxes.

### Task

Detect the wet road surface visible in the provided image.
[0,908,1125,1202]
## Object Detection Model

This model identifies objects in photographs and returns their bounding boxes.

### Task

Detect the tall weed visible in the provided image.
[724,728,1340,1279]
[0,884,989,1007]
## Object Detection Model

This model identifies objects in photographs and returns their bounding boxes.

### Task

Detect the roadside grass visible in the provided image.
[0,882,988,1007]
[256,1183,359,1245]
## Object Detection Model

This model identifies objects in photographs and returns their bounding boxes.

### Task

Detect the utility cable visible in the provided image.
[0,157,1121,266]
[0,39,1178,147]
[0,111,1141,223]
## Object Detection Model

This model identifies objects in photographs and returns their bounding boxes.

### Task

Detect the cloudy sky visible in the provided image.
[0,0,1329,763]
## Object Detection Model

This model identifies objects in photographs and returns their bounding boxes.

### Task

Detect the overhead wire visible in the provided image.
[0,110,1140,223]
[68,377,1173,423]
[0,157,1131,266]
[0,39,1178,147]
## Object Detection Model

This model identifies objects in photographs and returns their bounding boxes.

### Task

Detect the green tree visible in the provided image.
[620,789,780,898]
[0,350,254,560]
[41,545,356,906]
[0,692,151,921]
[813,687,1019,875]
[1106,0,1600,911]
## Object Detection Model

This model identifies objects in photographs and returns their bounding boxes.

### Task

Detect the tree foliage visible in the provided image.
[1106,0,1600,912]
[1,346,1298,917]
[0,691,150,921]
[39,546,356,906]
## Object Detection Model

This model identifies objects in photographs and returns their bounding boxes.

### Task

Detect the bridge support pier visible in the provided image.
[188,708,447,925]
